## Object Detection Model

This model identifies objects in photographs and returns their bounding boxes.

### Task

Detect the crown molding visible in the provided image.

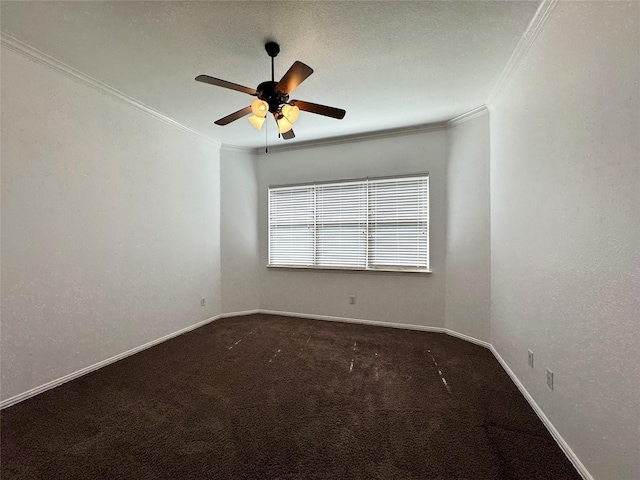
[232,105,487,154]
[220,144,258,155]
[445,105,488,127]
[1,32,221,148]
[1,26,510,154]
[249,121,449,155]
[486,0,559,105]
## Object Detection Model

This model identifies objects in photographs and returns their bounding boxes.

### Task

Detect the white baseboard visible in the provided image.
[489,346,593,480]
[0,310,257,410]
[259,309,491,349]
[259,309,448,333]
[261,310,588,479]
[219,309,261,319]
[0,308,590,480]
[444,328,491,349]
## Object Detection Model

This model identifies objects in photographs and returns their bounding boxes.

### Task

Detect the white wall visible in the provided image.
[1,47,222,402]
[220,147,260,313]
[4,4,638,476]
[445,113,491,342]
[257,131,448,327]
[488,2,639,479]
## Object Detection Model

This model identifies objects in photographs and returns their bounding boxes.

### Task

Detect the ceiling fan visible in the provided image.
[195,41,346,141]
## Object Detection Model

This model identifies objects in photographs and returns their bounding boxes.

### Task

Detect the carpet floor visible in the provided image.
[1,314,581,479]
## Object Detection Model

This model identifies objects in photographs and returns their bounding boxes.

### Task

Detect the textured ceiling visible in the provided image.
[1,1,540,148]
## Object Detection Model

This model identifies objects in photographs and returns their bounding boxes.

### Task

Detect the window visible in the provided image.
[268,174,429,272]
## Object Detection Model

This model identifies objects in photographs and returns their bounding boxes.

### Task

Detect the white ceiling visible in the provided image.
[1,1,540,149]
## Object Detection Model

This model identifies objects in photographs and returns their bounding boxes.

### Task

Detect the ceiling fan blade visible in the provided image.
[214,106,252,126]
[195,75,257,96]
[275,61,314,95]
[290,100,346,119]
[282,128,295,140]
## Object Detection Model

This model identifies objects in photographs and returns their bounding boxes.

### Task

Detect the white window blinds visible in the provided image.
[316,182,367,268]
[368,176,429,269]
[268,174,429,271]
[268,185,314,266]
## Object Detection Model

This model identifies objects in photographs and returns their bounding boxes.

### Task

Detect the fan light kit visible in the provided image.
[195,41,345,142]
[249,98,298,133]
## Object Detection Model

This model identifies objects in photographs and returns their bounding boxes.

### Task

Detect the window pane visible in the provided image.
[316,182,367,267]
[269,186,315,225]
[368,176,429,269]
[269,186,314,266]
[368,224,428,268]
[316,182,367,224]
[269,225,314,266]
[317,225,367,267]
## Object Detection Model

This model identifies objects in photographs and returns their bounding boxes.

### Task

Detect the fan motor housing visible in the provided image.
[257,81,289,113]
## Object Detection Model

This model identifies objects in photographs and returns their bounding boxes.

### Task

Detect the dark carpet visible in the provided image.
[1,314,580,479]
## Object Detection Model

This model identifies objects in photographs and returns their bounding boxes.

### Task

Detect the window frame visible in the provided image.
[268,173,431,274]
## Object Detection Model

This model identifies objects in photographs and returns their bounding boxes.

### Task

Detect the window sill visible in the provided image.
[266,265,432,275]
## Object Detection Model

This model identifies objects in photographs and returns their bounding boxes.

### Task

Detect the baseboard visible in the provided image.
[259,309,448,334]
[260,309,588,479]
[1,308,485,410]
[489,346,593,480]
[0,310,257,410]
[444,328,491,349]
[0,308,591,480]
[259,309,491,348]
[219,309,261,319]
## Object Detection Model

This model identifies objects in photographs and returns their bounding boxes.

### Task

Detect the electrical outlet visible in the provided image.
[349,295,356,305]
[528,350,534,368]
[546,368,554,390]
[201,297,206,307]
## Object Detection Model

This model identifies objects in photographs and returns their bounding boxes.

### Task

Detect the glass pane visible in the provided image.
[369,224,428,268]
[269,225,314,266]
[317,225,366,267]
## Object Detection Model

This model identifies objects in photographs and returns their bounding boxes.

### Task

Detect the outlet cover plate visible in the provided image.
[546,368,554,390]
[528,350,534,368]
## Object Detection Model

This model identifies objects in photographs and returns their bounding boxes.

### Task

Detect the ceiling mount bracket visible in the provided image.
[265,42,280,58]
